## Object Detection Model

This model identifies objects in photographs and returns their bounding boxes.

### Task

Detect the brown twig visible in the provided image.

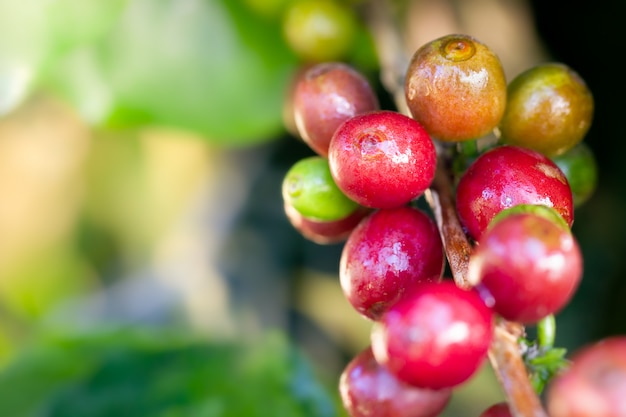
[363,1,548,416]
[426,163,548,417]
[424,166,472,289]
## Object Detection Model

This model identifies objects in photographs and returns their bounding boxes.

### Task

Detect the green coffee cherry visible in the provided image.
[552,142,598,208]
[282,156,359,221]
[499,63,594,157]
[282,0,357,62]
[244,0,291,19]
[489,204,570,233]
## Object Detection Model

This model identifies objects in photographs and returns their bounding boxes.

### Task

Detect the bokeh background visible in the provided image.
[0,0,623,416]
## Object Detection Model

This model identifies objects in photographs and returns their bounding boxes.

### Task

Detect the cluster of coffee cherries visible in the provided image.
[282,33,621,417]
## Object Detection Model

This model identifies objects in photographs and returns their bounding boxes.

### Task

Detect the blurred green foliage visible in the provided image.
[0,0,300,145]
[0,327,339,417]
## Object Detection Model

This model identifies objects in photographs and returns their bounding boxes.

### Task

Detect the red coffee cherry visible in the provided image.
[340,206,444,320]
[284,201,370,244]
[479,402,513,417]
[371,280,494,390]
[455,145,574,241]
[329,110,437,209]
[468,211,582,324]
[339,346,452,417]
[293,62,379,157]
[547,336,626,417]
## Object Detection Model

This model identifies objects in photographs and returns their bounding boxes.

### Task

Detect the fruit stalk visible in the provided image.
[364,1,549,415]
[424,167,471,289]
[427,166,548,417]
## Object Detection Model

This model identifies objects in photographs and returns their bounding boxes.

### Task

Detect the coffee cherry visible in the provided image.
[284,201,370,245]
[468,211,582,323]
[283,64,315,138]
[282,0,357,62]
[455,145,574,241]
[340,206,444,320]
[244,0,290,19]
[489,204,570,233]
[293,62,379,157]
[479,402,512,417]
[404,34,507,142]
[498,63,594,156]
[371,280,493,389]
[551,142,598,208]
[547,336,626,417]
[329,110,437,209]
[282,156,359,221]
[339,346,452,417]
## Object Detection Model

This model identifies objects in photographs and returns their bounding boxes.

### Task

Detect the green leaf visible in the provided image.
[0,326,339,417]
[0,0,129,115]
[521,337,570,395]
[0,2,47,115]
[42,0,299,146]
[44,0,129,56]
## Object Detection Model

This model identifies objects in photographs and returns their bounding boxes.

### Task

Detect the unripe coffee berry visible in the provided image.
[405,34,507,142]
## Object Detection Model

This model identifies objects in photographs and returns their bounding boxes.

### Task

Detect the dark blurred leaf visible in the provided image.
[0,326,338,417]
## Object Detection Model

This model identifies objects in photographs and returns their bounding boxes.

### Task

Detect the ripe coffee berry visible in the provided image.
[329,110,436,209]
[293,62,379,157]
[547,336,626,417]
[404,34,507,142]
[339,346,452,417]
[479,402,513,417]
[371,280,493,390]
[284,202,370,245]
[455,145,574,241]
[468,211,582,323]
[340,206,444,320]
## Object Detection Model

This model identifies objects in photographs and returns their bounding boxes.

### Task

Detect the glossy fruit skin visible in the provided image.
[405,34,507,142]
[489,203,570,233]
[455,145,574,241]
[547,336,626,417]
[284,202,370,245]
[468,212,582,323]
[283,0,357,62]
[499,63,594,156]
[329,110,437,209]
[282,156,358,221]
[340,206,444,320]
[371,281,494,389]
[339,346,452,417]
[479,402,512,417]
[552,142,598,207]
[293,62,379,157]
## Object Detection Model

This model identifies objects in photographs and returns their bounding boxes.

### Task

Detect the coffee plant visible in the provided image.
[279,1,623,417]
